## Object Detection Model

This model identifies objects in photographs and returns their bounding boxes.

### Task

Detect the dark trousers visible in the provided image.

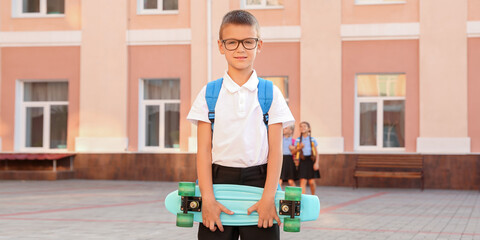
[197,164,280,240]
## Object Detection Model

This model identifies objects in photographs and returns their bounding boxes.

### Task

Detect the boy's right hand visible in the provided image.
[202,198,234,232]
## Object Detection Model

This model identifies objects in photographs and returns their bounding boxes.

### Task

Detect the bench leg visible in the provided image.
[354,177,358,189]
[421,176,424,191]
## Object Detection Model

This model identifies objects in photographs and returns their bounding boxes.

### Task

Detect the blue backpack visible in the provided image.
[205,77,273,131]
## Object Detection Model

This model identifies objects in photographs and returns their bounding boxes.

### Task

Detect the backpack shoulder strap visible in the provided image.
[205,78,223,131]
[257,78,274,128]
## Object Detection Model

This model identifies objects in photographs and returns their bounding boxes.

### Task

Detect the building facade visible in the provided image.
[0,0,479,188]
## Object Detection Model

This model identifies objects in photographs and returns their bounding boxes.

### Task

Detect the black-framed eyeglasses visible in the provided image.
[221,38,259,51]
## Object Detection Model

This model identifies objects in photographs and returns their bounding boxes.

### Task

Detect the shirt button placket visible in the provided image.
[239,91,245,112]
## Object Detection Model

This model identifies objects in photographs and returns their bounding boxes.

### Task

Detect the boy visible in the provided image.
[187,10,294,240]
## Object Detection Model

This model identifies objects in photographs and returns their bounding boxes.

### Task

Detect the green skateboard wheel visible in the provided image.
[285,186,302,201]
[178,182,195,196]
[284,217,301,232]
[176,213,194,227]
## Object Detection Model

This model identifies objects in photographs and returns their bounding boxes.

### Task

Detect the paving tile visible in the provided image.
[1,180,479,239]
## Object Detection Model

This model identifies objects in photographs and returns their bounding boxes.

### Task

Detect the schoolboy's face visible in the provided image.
[218,24,263,73]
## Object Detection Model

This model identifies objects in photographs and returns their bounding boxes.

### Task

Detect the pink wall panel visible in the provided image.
[255,42,300,132]
[342,40,419,152]
[468,38,480,152]
[128,45,191,151]
[0,47,80,151]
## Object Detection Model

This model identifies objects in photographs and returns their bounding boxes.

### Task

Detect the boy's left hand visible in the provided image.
[247,198,281,228]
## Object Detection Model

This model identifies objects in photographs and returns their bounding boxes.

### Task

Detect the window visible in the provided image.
[139,79,180,151]
[242,0,284,9]
[261,76,289,104]
[13,0,65,17]
[355,74,405,151]
[355,0,406,5]
[137,0,178,14]
[20,81,68,151]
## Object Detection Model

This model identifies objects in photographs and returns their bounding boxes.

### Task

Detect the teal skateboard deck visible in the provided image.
[164,183,320,232]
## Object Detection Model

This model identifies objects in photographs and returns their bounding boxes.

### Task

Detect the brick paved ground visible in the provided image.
[0,180,479,240]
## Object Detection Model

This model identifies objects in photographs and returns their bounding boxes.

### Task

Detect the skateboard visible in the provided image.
[164,182,320,232]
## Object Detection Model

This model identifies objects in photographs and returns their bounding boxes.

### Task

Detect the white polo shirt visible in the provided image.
[187,70,295,168]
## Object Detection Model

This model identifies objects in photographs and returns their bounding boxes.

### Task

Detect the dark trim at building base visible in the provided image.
[0,170,75,180]
[317,154,480,190]
[1,153,478,190]
[74,153,197,182]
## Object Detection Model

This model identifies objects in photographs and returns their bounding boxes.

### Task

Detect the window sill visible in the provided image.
[12,14,65,19]
[243,6,284,10]
[138,148,181,153]
[17,149,69,153]
[353,148,406,153]
[137,10,179,16]
[355,1,406,6]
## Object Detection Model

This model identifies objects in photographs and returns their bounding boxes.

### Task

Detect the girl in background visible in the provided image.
[293,121,320,195]
[279,125,297,188]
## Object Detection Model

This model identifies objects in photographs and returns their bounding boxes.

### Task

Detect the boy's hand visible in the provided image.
[202,198,234,232]
[247,198,281,228]
[298,143,304,149]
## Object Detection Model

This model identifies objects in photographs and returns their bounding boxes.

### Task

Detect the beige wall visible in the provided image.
[190,0,208,98]
[0,0,81,31]
[419,0,468,138]
[77,0,128,151]
[342,0,419,24]
[188,0,208,149]
[300,0,342,151]
[211,0,230,80]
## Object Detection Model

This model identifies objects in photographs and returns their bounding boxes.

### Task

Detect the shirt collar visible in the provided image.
[223,70,259,93]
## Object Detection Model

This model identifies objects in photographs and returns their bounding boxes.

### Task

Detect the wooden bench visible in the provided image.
[0,154,75,180]
[353,154,424,190]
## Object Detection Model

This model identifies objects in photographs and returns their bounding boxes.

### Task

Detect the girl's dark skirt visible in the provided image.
[280,155,297,181]
[298,156,321,180]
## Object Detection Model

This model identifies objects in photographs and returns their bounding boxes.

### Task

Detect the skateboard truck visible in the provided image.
[279,200,301,218]
[180,196,202,214]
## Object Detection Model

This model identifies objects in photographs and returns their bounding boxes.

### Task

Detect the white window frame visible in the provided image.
[16,80,69,152]
[354,74,406,152]
[137,0,179,15]
[355,0,406,6]
[138,79,181,152]
[12,0,65,18]
[241,0,284,10]
[261,76,289,103]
